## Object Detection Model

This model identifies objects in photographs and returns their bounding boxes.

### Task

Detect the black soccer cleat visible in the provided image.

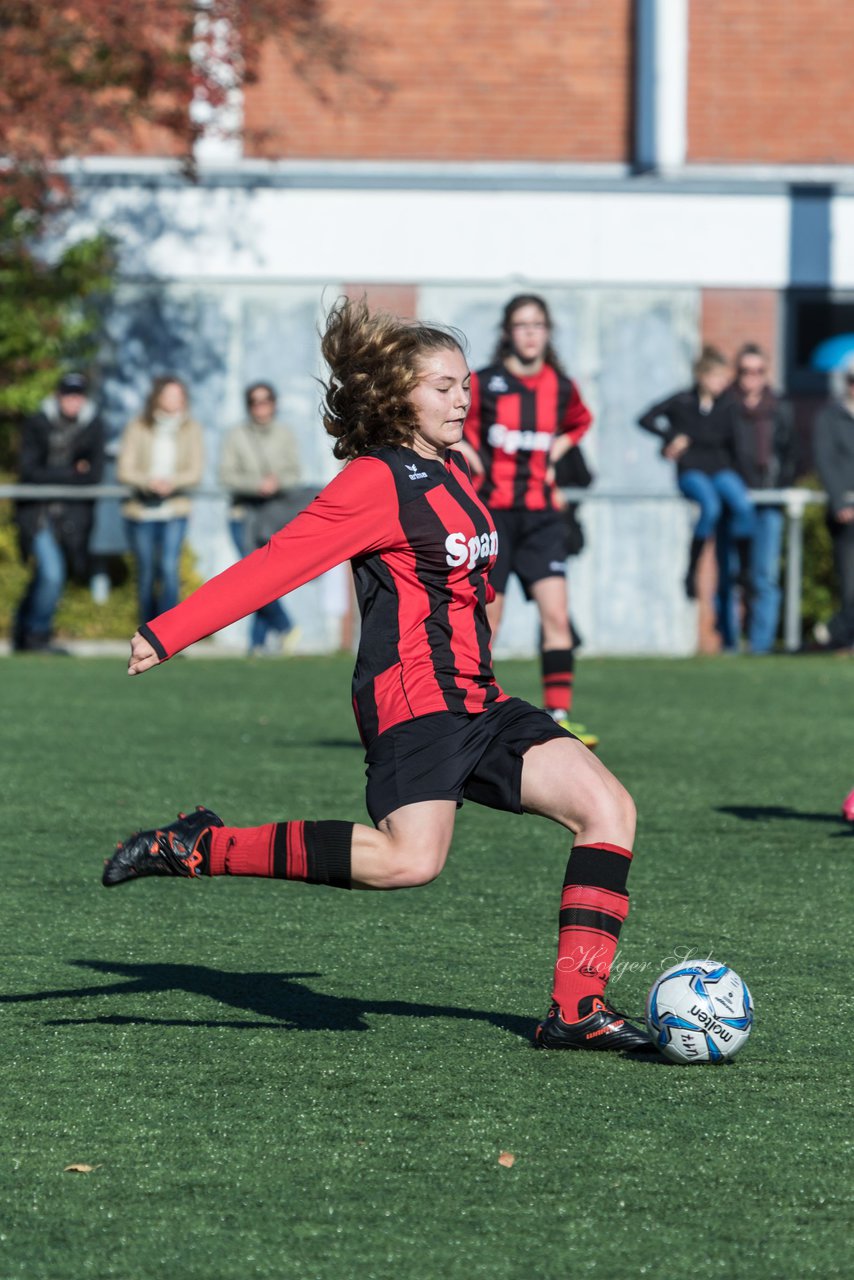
[535,995,656,1054]
[103,807,224,887]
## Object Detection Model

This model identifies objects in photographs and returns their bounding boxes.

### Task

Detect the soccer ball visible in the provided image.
[645,960,753,1064]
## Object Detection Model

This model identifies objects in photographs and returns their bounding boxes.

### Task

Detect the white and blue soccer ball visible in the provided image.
[646,959,754,1064]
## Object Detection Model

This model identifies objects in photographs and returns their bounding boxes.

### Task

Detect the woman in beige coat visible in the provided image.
[118,376,204,624]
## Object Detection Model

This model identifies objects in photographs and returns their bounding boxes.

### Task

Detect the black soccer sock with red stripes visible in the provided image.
[208,821,352,888]
[542,647,574,715]
[552,842,632,1018]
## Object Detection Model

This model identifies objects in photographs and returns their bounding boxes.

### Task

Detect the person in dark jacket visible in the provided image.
[725,343,797,654]
[813,355,854,650]
[14,372,105,652]
[638,345,755,602]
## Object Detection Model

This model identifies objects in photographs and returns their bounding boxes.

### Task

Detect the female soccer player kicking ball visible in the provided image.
[102,298,652,1054]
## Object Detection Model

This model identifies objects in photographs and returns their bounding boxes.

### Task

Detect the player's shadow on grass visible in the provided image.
[0,959,534,1040]
[717,804,853,835]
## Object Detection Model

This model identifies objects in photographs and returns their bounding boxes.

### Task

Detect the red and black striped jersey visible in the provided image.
[464,362,593,510]
[142,445,507,747]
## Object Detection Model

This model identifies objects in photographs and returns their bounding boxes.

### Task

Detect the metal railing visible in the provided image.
[0,482,835,653]
[556,486,830,654]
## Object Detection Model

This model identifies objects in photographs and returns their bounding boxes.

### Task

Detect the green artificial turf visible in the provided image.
[0,653,852,1279]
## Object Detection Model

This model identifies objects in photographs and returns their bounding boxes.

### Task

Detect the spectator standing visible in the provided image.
[725,344,796,654]
[118,376,204,625]
[219,382,302,655]
[458,295,597,749]
[13,372,105,653]
[638,346,755,604]
[812,355,854,651]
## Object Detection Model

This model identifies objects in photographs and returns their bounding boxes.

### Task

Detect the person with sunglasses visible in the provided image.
[813,355,854,651]
[725,344,796,654]
[219,382,302,655]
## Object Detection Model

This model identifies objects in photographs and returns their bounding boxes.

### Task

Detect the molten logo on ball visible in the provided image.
[646,960,753,1064]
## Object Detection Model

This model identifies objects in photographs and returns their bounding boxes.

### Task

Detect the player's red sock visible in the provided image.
[552,842,632,1018]
[542,647,574,714]
[208,821,352,888]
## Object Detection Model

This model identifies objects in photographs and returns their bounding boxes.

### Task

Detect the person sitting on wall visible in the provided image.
[637,345,755,605]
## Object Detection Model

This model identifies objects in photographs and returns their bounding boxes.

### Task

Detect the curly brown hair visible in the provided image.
[321,297,466,461]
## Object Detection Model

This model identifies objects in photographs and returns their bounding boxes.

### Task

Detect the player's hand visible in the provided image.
[836,505,854,524]
[128,631,161,676]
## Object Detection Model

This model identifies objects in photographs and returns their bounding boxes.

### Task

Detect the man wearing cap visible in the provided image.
[14,372,106,653]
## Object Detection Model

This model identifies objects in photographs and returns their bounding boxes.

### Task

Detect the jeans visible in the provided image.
[716,506,785,653]
[16,524,67,639]
[126,517,188,624]
[229,518,293,649]
[678,469,756,540]
[749,507,785,653]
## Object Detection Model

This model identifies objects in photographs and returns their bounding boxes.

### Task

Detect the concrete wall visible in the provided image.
[92,274,699,657]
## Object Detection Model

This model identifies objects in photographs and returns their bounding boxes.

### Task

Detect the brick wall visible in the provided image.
[342,283,418,318]
[243,0,633,162]
[688,0,854,163]
[701,290,780,378]
[88,120,186,158]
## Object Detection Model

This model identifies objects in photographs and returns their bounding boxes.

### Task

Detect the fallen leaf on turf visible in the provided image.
[498,1152,515,1168]
[63,1163,100,1173]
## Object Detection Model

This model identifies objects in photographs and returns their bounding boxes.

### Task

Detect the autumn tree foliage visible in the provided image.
[0,0,356,207]
[0,0,359,422]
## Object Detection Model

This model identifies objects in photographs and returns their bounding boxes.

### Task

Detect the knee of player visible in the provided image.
[586,774,636,834]
[387,848,447,889]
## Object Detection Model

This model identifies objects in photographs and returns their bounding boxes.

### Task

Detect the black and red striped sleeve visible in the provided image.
[143,456,399,659]
[463,370,483,453]
[560,380,593,446]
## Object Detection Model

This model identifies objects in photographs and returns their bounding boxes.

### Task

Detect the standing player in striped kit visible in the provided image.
[102,298,651,1053]
[458,295,597,749]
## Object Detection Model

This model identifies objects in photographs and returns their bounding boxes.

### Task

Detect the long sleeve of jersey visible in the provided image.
[463,371,483,453]
[142,457,399,659]
[560,381,593,446]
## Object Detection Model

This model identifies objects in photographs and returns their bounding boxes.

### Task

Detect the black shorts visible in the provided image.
[489,509,567,599]
[364,697,572,826]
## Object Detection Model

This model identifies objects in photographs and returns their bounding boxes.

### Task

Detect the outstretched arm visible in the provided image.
[128,457,399,671]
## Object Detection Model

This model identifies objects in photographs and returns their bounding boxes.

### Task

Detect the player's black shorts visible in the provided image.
[364,696,573,826]
[489,509,567,598]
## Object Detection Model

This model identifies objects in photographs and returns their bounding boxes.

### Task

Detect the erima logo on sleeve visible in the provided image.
[405,462,429,481]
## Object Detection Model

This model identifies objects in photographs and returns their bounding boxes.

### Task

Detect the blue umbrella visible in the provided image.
[809,333,854,371]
